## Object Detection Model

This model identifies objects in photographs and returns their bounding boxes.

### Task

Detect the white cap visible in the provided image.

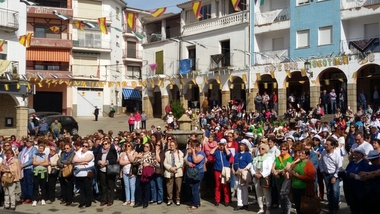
[219,138,227,144]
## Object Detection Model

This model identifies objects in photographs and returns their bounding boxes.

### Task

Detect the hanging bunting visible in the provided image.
[67,81,72,87]
[150,8,166,18]
[52,11,70,20]
[204,77,208,84]
[285,70,291,78]
[111,26,122,32]
[209,84,213,89]
[192,78,197,85]
[0,40,4,51]
[80,81,86,86]
[82,22,96,28]
[301,68,306,77]
[229,75,233,82]
[74,21,85,30]
[256,73,261,81]
[59,80,64,84]
[192,1,203,19]
[126,13,136,30]
[169,84,173,89]
[264,82,268,89]
[179,84,183,89]
[270,71,275,78]
[98,17,108,34]
[27,84,31,90]
[47,83,51,88]
[285,82,289,88]
[19,33,32,48]
[4,84,8,91]
[38,83,43,88]
[242,74,247,82]
[198,84,202,89]
[216,76,220,84]
[132,31,144,41]
[230,84,234,89]
[241,83,245,89]
[219,84,222,90]
[231,0,241,11]
[273,82,277,88]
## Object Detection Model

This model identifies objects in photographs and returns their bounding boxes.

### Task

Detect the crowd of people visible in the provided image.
[2,90,380,214]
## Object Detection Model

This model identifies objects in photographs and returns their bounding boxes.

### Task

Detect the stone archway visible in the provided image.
[167,84,180,102]
[258,74,278,96]
[230,76,246,101]
[285,71,310,110]
[185,81,200,108]
[357,63,380,110]
[0,94,18,136]
[152,86,162,118]
[318,68,348,113]
[207,79,222,108]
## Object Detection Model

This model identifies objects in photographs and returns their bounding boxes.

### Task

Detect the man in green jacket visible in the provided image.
[50,119,62,139]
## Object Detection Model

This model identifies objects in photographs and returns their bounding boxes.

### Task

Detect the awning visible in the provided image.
[0,60,11,75]
[122,88,141,100]
[27,48,70,62]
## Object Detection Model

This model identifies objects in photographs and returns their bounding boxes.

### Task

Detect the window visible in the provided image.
[221,40,230,67]
[0,54,6,60]
[127,41,137,58]
[296,30,310,48]
[297,0,310,6]
[365,23,379,38]
[126,66,141,78]
[34,25,60,39]
[272,37,284,50]
[82,32,102,48]
[188,46,196,71]
[200,4,211,21]
[228,0,247,14]
[165,26,171,39]
[116,7,120,20]
[318,26,332,46]
[155,51,164,74]
[116,35,120,47]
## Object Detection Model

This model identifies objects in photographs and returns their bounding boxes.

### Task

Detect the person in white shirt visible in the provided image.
[350,132,373,161]
[267,136,280,158]
[319,137,343,213]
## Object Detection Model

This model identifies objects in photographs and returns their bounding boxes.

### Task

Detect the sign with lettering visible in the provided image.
[27,6,73,16]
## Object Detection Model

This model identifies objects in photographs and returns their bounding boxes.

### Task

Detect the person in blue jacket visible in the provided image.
[210,138,232,207]
[19,138,38,204]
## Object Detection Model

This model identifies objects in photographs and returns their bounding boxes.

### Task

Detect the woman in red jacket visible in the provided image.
[128,113,135,133]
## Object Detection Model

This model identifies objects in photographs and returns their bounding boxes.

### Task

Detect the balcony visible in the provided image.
[341,36,380,55]
[254,8,290,26]
[27,5,73,17]
[0,8,19,32]
[210,54,232,71]
[341,0,380,10]
[182,12,248,36]
[254,48,289,65]
[31,37,73,49]
[26,69,71,80]
[122,49,143,61]
[73,39,111,52]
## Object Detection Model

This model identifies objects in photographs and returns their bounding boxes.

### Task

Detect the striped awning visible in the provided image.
[122,88,141,100]
[27,48,70,62]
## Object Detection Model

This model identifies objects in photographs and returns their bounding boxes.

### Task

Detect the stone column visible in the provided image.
[16,106,28,136]
[347,83,357,112]
[221,90,230,107]
[143,96,153,118]
[199,93,205,110]
[309,86,320,109]
[162,95,169,117]
[278,88,287,117]
[246,88,257,111]
[180,95,188,110]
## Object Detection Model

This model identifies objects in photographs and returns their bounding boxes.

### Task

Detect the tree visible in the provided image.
[170,100,185,119]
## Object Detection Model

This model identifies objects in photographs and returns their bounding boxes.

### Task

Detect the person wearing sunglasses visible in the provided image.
[150,140,165,205]
[120,142,136,207]
[19,138,38,205]
[95,139,118,207]
[57,143,75,206]
[1,148,21,210]
[73,140,95,208]
[46,146,60,204]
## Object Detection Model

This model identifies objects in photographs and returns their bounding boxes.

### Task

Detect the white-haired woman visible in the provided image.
[250,143,274,214]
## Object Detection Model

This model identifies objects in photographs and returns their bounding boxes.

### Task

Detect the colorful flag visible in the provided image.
[179,59,191,75]
[231,0,241,11]
[126,13,136,30]
[132,31,144,41]
[19,33,32,48]
[74,21,85,30]
[49,26,60,34]
[149,63,157,75]
[0,40,4,52]
[82,22,96,28]
[192,1,203,19]
[150,7,166,18]
[98,17,108,34]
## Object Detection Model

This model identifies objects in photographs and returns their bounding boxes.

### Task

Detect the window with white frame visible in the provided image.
[297,0,311,6]
[116,7,120,20]
[318,26,332,46]
[296,30,310,48]
[364,23,379,38]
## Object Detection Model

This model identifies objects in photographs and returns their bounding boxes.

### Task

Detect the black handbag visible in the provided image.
[259,175,271,189]
[186,167,200,181]
[50,168,59,176]
[106,164,120,176]
[130,165,138,176]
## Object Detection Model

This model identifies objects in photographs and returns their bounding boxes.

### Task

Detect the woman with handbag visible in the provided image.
[150,140,165,204]
[288,147,316,214]
[57,142,75,206]
[46,146,60,204]
[163,140,184,206]
[1,149,21,210]
[133,143,155,208]
[250,143,274,214]
[73,140,95,208]
[232,139,252,211]
[272,142,293,214]
[95,139,118,206]
[119,141,136,207]
[185,139,206,211]
[210,138,231,207]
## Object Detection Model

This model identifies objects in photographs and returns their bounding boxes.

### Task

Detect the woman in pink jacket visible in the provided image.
[128,113,135,132]
[134,111,141,130]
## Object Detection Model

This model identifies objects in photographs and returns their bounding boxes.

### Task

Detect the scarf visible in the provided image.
[35,153,45,159]
[278,153,291,168]
[62,150,73,161]
[254,153,269,170]
[20,146,33,165]
[48,153,54,162]
[101,148,110,162]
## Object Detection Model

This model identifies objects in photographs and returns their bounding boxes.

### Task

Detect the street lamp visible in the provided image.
[304,59,313,78]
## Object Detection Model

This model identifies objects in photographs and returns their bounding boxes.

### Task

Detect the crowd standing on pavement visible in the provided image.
[2,89,380,214]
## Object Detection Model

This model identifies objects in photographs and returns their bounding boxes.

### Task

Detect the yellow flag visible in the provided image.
[59,80,64,84]
[81,81,86,86]
[270,71,275,78]
[242,74,247,82]
[198,84,202,89]
[132,81,137,87]
[264,83,268,89]
[169,84,173,89]
[301,68,306,77]
[47,83,51,88]
[285,70,291,78]
[38,83,42,88]
[273,82,277,88]
[16,84,20,89]
[67,81,72,87]
[27,84,31,90]
[285,82,289,88]
[179,84,183,89]
[216,76,221,84]
[230,84,234,89]
[256,73,261,81]
[192,78,197,85]
[229,75,233,82]
[209,84,212,89]
[4,84,9,90]
[241,83,245,89]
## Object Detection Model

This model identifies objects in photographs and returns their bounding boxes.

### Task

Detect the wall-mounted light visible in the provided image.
[304,60,313,78]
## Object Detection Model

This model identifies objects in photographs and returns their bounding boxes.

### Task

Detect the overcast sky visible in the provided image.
[125,0,184,13]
